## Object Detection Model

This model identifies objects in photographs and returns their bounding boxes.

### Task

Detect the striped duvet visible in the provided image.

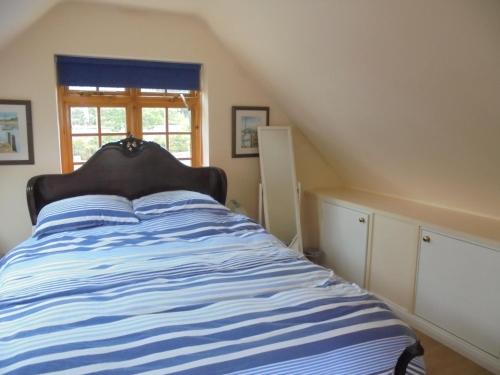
[0,204,425,374]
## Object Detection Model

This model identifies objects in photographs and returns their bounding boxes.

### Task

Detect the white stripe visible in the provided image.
[139,203,227,215]
[2,306,388,372]
[3,293,377,356]
[35,215,137,233]
[56,319,403,375]
[1,278,365,349]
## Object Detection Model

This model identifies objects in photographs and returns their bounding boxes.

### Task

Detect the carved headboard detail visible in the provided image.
[26,136,227,225]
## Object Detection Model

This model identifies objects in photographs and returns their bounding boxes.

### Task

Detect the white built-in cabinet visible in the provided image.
[415,230,500,358]
[312,189,500,372]
[319,202,369,287]
[369,215,419,311]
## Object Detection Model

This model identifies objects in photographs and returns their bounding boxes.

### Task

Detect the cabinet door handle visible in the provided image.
[358,217,366,223]
[422,235,431,243]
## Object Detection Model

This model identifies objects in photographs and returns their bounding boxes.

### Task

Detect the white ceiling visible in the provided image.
[1,0,500,217]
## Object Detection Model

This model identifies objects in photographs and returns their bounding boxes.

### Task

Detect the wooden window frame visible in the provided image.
[57,86,202,172]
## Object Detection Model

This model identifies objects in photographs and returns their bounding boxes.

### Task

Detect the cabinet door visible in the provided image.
[369,214,419,311]
[415,230,500,357]
[319,201,369,287]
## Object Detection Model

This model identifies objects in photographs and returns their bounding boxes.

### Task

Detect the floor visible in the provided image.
[415,330,493,374]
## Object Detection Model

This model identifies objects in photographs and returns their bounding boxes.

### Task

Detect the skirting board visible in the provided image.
[375,294,500,374]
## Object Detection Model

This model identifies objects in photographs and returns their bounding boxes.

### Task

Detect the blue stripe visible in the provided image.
[33,195,138,238]
[37,208,136,225]
[1,297,383,367]
[134,198,224,212]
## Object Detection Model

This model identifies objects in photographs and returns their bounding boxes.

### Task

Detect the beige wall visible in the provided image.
[0,2,340,253]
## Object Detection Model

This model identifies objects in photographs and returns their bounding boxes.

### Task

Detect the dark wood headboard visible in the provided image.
[26,137,227,225]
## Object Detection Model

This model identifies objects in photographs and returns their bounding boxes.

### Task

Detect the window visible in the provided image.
[57,86,201,172]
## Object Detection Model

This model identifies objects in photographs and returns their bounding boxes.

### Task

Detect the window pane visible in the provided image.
[98,87,126,92]
[68,86,97,91]
[166,89,190,94]
[101,107,126,133]
[168,108,191,132]
[168,134,191,158]
[102,134,125,144]
[143,134,167,149]
[72,136,98,163]
[141,88,166,94]
[142,108,166,132]
[70,107,98,134]
[180,159,192,166]
[73,164,83,171]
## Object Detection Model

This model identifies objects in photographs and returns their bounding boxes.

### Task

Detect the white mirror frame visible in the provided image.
[258,126,303,252]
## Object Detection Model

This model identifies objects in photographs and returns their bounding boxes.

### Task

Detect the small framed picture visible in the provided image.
[232,106,269,158]
[0,100,34,165]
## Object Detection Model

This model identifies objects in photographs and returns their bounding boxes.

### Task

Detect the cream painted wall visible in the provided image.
[0,2,339,253]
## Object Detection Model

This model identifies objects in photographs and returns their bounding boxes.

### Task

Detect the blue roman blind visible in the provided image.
[56,56,201,90]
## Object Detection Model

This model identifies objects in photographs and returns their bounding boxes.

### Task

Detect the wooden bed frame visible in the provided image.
[26,136,227,225]
[25,136,423,374]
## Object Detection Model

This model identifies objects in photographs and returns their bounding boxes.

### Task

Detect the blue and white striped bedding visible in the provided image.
[132,190,227,220]
[33,195,138,238]
[0,202,425,374]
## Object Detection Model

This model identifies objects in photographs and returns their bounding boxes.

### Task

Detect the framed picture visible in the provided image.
[0,100,34,165]
[232,106,269,158]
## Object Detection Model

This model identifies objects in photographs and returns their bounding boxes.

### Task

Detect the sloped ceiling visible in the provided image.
[1,0,500,218]
[0,0,61,50]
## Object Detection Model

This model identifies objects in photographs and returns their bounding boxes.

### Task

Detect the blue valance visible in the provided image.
[56,56,201,90]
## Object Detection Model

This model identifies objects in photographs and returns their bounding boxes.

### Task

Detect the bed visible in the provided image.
[0,137,424,374]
